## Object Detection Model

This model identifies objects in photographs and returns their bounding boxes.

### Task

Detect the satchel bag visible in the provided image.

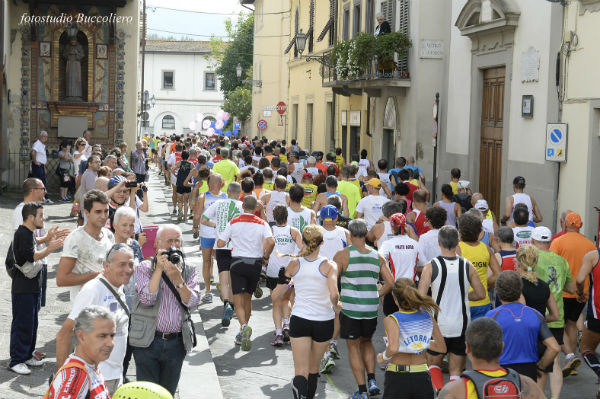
[162,271,197,351]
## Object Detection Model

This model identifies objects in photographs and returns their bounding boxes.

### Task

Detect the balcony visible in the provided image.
[320,33,411,97]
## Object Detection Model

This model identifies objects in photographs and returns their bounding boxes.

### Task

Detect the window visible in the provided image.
[201,116,215,129]
[353,2,361,38]
[381,0,395,32]
[205,73,216,90]
[343,7,350,41]
[162,115,175,129]
[365,0,375,34]
[306,103,314,150]
[162,71,174,89]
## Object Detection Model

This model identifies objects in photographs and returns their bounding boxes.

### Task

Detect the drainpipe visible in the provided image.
[139,0,146,143]
[553,2,567,233]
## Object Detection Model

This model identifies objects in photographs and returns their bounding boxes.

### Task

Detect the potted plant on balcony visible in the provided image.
[348,33,375,79]
[330,40,351,80]
[374,32,412,78]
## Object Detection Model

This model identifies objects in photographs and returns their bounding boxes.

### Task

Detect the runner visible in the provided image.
[434,184,461,227]
[287,184,316,233]
[192,174,226,304]
[378,213,423,316]
[174,150,194,222]
[416,206,447,264]
[418,225,486,390]
[201,182,243,327]
[266,205,302,346]
[333,219,395,398]
[501,176,543,224]
[355,178,389,233]
[312,176,349,217]
[407,189,430,236]
[496,226,517,272]
[377,278,446,399]
[367,200,403,249]
[217,196,275,351]
[280,225,339,399]
[262,176,289,227]
[512,204,534,248]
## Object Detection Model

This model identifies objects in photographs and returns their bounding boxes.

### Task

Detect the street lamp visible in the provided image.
[150,94,156,108]
[295,29,307,55]
[237,63,262,88]
[236,63,243,78]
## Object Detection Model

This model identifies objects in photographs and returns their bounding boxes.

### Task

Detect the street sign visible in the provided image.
[257,119,268,130]
[545,123,567,162]
[234,121,241,130]
[276,101,287,115]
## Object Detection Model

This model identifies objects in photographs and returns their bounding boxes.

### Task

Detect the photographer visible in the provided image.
[106,175,149,235]
[130,224,200,396]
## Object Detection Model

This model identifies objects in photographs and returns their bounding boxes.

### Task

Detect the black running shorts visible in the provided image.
[564,297,585,322]
[216,249,232,273]
[176,186,191,194]
[586,316,600,334]
[382,371,433,399]
[289,315,334,343]
[339,312,377,340]
[230,257,262,295]
[266,276,279,291]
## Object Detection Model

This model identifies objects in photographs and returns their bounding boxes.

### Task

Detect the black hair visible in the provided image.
[441,184,453,200]
[426,206,447,230]
[465,318,504,362]
[451,168,461,179]
[22,201,43,221]
[289,184,305,203]
[378,159,388,170]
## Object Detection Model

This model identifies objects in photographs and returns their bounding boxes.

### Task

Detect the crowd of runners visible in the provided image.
[8,129,600,399]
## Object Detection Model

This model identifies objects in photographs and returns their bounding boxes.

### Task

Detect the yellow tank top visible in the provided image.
[459,241,490,307]
[301,183,318,207]
[336,155,344,169]
[263,181,274,191]
[486,209,493,220]
[449,181,458,195]
[198,180,209,195]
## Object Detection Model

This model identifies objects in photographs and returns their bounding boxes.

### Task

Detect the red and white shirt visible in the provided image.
[220,213,273,258]
[378,234,423,281]
[46,355,110,399]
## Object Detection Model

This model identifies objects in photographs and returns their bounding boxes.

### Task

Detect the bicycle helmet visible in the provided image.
[112,381,173,399]
[108,175,127,189]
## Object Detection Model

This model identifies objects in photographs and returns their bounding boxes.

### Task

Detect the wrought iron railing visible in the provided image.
[322,50,409,86]
[3,152,62,194]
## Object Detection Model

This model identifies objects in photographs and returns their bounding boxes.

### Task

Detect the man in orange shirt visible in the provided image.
[550,211,596,377]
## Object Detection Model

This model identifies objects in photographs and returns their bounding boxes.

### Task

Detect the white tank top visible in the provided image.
[357,159,370,177]
[266,190,288,223]
[510,193,534,221]
[291,256,334,321]
[376,221,394,249]
[320,226,347,260]
[199,191,227,238]
[430,256,471,338]
[267,225,297,277]
[378,234,420,281]
[288,206,313,233]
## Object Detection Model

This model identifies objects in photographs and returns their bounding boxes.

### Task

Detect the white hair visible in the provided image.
[74,306,115,343]
[156,224,182,241]
[113,206,136,226]
[376,13,383,19]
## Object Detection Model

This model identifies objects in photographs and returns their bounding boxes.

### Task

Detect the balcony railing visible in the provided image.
[322,50,410,87]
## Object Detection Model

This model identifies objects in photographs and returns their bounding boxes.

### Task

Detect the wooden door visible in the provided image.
[479,67,505,218]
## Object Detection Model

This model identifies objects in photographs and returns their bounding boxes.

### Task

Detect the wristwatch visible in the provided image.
[176,282,185,289]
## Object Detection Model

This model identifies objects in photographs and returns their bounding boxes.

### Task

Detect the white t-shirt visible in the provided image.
[379,234,423,281]
[513,226,534,248]
[482,219,494,235]
[355,195,389,229]
[61,227,115,302]
[417,229,441,264]
[32,140,47,164]
[167,153,177,183]
[220,213,273,258]
[320,226,348,260]
[306,167,319,177]
[378,172,392,196]
[203,198,243,249]
[68,276,128,381]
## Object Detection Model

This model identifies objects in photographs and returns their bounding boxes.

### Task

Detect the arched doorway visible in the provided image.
[382,97,397,167]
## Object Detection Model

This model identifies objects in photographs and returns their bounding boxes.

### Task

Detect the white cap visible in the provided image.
[475,199,488,211]
[532,226,552,242]
[458,180,470,189]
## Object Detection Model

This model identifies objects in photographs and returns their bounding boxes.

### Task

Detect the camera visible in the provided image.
[163,247,184,264]
[125,181,138,188]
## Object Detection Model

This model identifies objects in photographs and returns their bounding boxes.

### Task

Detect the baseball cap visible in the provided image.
[320,205,338,221]
[566,212,582,229]
[475,199,489,211]
[302,172,313,180]
[366,178,382,188]
[532,226,552,243]
[390,213,406,229]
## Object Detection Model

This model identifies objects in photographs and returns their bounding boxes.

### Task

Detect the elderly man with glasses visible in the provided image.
[56,244,134,395]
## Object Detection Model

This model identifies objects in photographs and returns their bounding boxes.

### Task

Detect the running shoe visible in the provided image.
[44,198,54,205]
[329,342,340,359]
[241,325,253,351]
[32,351,46,360]
[282,321,290,343]
[210,276,215,284]
[193,231,199,239]
[222,303,233,327]
[202,293,213,303]
[234,332,242,345]
[368,379,380,396]
[25,358,43,367]
[254,285,263,299]
[172,209,177,215]
[271,334,284,347]
[563,357,582,377]
[319,353,335,374]
[350,392,368,399]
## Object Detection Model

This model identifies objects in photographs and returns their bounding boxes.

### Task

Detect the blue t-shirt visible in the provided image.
[485,303,552,365]
[404,165,423,176]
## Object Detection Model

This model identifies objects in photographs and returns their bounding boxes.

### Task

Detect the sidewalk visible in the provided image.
[0,167,223,398]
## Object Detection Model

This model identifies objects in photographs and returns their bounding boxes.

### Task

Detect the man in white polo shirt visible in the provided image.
[30,130,52,203]
[217,196,275,351]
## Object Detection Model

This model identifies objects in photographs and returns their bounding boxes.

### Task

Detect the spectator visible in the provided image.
[80,154,101,198]
[374,13,391,37]
[57,190,115,303]
[8,202,64,375]
[46,306,115,399]
[30,130,51,203]
[131,224,200,395]
[57,140,75,201]
[132,141,147,183]
[56,244,133,395]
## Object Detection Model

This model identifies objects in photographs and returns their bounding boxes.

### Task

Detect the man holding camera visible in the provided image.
[130,224,200,396]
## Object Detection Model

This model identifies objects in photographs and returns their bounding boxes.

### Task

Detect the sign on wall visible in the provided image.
[349,110,361,126]
[420,40,444,59]
[545,123,567,162]
[522,47,540,83]
[341,111,347,126]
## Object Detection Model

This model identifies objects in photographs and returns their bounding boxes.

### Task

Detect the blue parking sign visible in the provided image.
[547,148,554,157]
[234,122,241,130]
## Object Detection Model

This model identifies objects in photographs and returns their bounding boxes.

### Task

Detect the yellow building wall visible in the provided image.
[250,0,290,141]
[287,0,334,151]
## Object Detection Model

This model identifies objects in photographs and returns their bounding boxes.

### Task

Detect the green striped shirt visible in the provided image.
[340,245,381,319]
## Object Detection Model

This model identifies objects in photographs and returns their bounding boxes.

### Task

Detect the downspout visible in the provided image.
[553,1,567,232]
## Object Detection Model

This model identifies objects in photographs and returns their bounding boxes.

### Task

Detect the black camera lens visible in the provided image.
[168,252,181,264]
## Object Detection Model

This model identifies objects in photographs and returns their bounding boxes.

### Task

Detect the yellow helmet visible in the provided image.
[112,381,173,399]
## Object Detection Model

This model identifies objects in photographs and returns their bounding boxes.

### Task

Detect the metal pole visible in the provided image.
[432,92,439,203]
[139,0,147,142]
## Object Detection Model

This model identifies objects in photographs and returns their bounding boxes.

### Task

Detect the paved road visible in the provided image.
[0,167,597,398]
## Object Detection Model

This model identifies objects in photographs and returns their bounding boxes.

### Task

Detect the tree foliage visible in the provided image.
[223,85,252,127]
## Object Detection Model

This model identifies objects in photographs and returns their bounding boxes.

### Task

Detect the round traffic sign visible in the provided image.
[257,119,268,130]
[276,101,287,115]
[550,128,562,144]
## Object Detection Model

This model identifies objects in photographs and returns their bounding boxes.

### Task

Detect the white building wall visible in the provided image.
[142,50,224,135]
